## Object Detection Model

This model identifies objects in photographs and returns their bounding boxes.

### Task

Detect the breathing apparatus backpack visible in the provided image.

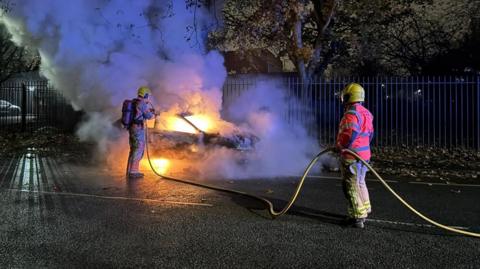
[121,99,137,129]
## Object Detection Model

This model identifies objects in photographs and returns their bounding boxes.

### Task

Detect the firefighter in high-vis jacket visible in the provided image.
[126,86,155,179]
[336,83,374,228]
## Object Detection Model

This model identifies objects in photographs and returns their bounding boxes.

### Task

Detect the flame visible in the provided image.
[166,117,196,133]
[142,158,170,174]
[185,115,213,132]
[165,114,213,133]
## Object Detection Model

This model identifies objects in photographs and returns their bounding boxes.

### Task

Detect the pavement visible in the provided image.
[1,148,480,268]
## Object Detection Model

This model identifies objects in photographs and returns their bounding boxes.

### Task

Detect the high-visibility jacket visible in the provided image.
[336,103,374,161]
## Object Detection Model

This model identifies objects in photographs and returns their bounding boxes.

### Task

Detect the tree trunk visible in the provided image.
[306,0,338,78]
[293,17,308,83]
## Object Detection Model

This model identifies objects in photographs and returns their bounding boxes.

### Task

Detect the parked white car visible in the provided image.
[0,100,21,115]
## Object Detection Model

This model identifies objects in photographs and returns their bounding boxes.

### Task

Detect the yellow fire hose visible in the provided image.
[144,127,480,238]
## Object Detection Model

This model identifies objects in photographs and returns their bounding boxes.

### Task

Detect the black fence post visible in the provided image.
[21,82,27,132]
[477,75,480,150]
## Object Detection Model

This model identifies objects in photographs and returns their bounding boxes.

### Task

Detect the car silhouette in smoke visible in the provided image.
[0,100,21,115]
[148,113,259,160]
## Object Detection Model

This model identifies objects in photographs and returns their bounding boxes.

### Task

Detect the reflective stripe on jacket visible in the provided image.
[336,103,374,161]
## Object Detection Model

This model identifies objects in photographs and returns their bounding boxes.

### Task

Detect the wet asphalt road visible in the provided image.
[0,153,480,268]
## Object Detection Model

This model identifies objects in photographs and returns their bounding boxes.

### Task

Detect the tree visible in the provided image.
[0,24,40,83]
[211,0,478,77]
[330,0,477,76]
[209,0,338,82]
[0,0,13,14]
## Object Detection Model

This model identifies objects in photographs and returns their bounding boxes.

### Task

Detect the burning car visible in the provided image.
[147,113,259,162]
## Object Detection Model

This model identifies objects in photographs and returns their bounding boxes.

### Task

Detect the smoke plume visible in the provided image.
[1,1,320,179]
[1,1,224,145]
[199,78,319,179]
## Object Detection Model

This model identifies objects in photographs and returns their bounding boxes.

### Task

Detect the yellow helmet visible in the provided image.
[341,83,365,104]
[137,86,151,98]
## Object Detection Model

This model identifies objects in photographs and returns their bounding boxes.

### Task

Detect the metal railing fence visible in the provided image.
[0,80,74,132]
[2,77,479,149]
[222,75,480,149]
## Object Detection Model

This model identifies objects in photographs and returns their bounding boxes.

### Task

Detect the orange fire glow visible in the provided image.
[145,113,220,175]
[165,114,213,133]
[141,158,170,174]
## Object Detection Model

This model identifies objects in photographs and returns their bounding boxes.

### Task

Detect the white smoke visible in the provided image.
[0,0,225,142]
[195,78,319,179]
[0,1,321,179]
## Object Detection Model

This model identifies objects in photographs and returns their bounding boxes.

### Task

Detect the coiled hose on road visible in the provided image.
[144,127,480,238]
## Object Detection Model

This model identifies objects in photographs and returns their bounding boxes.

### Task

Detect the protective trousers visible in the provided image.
[126,127,145,175]
[341,160,371,219]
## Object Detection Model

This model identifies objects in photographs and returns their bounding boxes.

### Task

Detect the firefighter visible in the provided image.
[336,83,374,228]
[126,86,155,179]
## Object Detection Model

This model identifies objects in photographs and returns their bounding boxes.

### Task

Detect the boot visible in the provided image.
[352,218,365,229]
[344,217,365,229]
